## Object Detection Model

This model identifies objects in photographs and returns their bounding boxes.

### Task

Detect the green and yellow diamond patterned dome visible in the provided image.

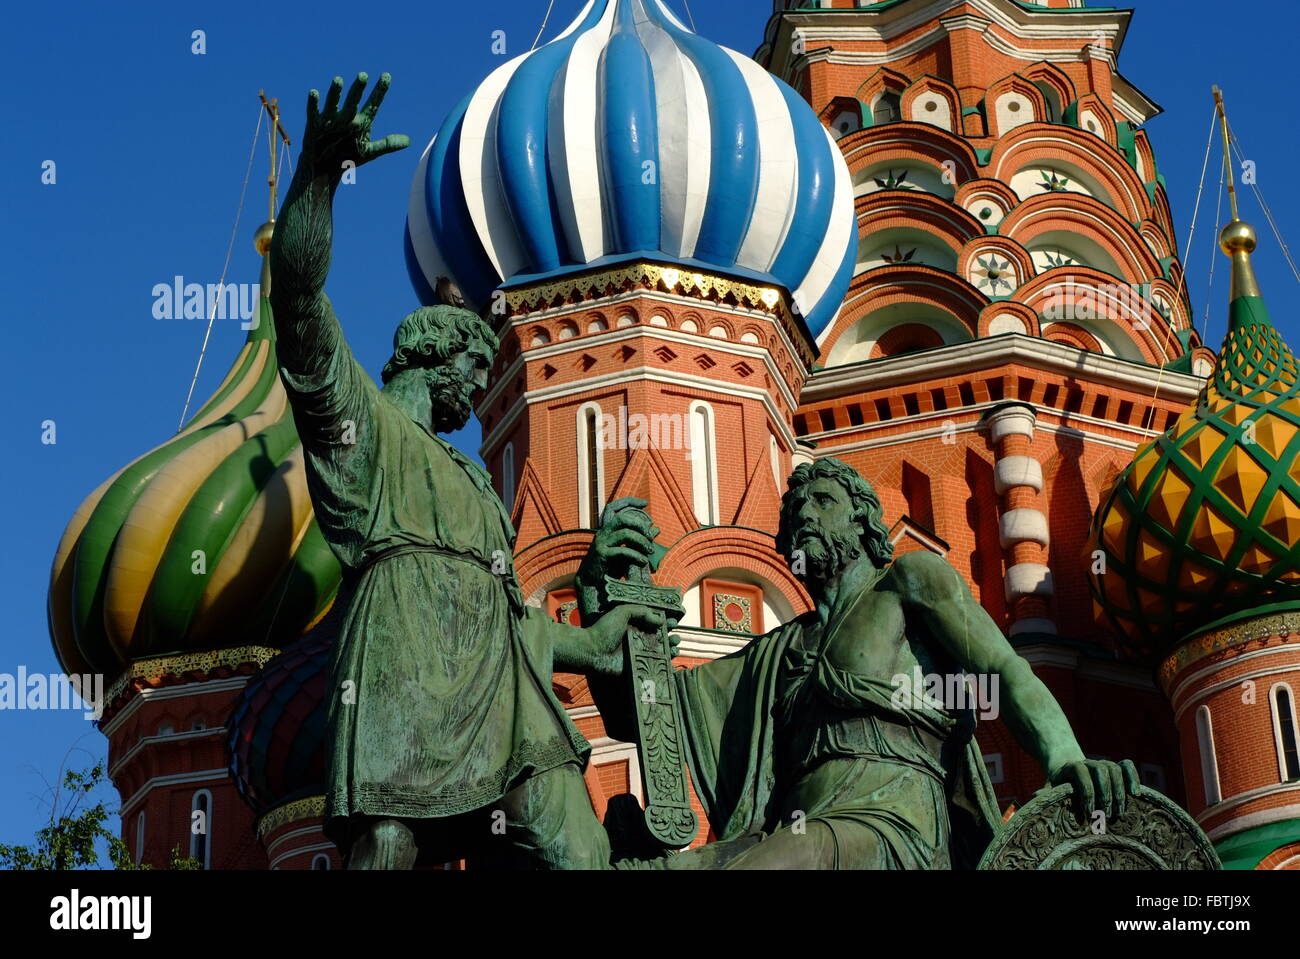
[1089,220,1300,658]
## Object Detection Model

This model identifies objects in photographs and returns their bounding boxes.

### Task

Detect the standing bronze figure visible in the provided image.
[269,73,650,869]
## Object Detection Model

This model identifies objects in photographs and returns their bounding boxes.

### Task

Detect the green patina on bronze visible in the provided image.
[268,74,649,869]
[576,460,1212,869]
[264,71,1217,871]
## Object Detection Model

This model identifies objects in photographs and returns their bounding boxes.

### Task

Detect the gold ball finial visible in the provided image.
[1220,220,1257,256]
[254,220,275,256]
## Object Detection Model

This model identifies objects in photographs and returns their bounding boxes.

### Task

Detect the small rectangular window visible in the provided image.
[983,753,1005,784]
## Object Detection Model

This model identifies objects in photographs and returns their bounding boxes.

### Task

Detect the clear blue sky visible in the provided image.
[2,0,1298,851]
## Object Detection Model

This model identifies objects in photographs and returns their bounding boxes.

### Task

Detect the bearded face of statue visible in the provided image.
[426,335,492,434]
[781,476,867,589]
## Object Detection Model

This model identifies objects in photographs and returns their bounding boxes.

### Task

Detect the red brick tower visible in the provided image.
[478,267,818,822]
[757,0,1214,810]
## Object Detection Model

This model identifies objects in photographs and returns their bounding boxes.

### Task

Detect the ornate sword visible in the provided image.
[600,510,697,850]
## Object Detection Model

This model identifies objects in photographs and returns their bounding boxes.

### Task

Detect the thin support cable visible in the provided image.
[532,0,557,50]
[1171,106,1219,336]
[1200,167,1226,345]
[178,106,264,429]
[1137,105,1217,432]
[1229,131,1300,286]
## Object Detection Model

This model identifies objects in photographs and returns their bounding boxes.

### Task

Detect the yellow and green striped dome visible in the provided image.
[1089,222,1300,657]
[48,256,341,679]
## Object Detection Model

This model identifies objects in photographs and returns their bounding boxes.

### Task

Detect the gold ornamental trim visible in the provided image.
[503,261,788,322]
[104,645,282,706]
[1158,612,1300,689]
[256,794,327,841]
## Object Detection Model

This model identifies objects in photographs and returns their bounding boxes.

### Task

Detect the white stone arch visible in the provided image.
[576,402,607,528]
[1026,230,1125,279]
[853,161,956,200]
[995,90,1037,134]
[688,400,719,526]
[1039,316,1145,362]
[1195,705,1222,805]
[501,442,516,511]
[680,567,797,632]
[1009,159,1117,211]
[910,90,953,131]
[190,788,213,869]
[857,227,958,274]
[825,302,973,367]
[1270,683,1300,782]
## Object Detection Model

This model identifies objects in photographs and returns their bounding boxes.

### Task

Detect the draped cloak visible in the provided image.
[275,308,588,839]
[673,596,1003,869]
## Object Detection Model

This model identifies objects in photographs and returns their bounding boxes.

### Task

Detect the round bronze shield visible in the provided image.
[978,784,1221,870]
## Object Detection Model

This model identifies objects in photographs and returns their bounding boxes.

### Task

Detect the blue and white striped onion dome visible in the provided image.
[405,0,857,337]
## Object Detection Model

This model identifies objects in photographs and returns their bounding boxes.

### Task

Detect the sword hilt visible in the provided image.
[597,510,696,849]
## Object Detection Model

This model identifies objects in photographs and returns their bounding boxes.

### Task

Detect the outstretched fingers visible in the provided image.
[361,72,393,121]
[341,72,369,120]
[322,76,344,117]
[364,133,410,160]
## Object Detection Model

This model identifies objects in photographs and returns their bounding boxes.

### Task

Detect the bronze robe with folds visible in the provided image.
[669,589,1002,870]
[275,308,588,841]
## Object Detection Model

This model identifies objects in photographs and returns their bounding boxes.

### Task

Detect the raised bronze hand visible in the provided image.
[271,72,409,350]
[301,72,409,180]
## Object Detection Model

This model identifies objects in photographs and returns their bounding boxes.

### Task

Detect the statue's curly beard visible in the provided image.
[790,524,863,585]
[428,365,476,434]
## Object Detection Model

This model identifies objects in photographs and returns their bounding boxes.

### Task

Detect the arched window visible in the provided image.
[576,403,606,528]
[312,853,332,870]
[190,789,212,869]
[688,401,719,525]
[769,436,782,493]
[135,812,146,864]
[502,442,516,511]
[1271,684,1300,781]
[872,91,901,125]
[1195,706,1221,805]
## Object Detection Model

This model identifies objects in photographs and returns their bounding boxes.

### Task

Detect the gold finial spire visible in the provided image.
[1213,86,1261,299]
[255,91,292,293]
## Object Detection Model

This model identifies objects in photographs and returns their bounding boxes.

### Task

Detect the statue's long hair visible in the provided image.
[776,457,894,569]
[381,305,499,384]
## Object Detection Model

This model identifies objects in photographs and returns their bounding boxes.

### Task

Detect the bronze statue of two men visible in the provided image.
[269,74,1140,870]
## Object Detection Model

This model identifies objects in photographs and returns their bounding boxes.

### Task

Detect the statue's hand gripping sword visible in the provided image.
[600,509,698,850]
